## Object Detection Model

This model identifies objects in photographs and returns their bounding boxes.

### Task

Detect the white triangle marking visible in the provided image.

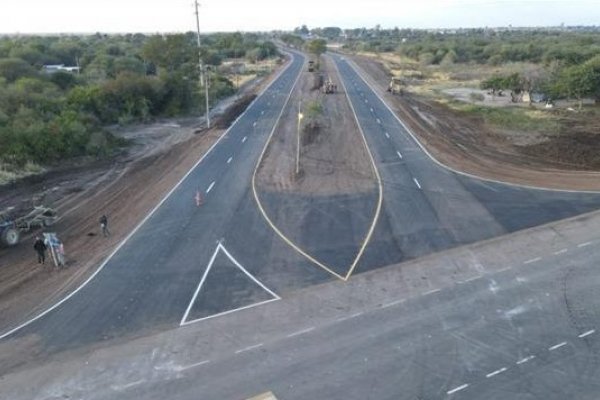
[180,243,280,326]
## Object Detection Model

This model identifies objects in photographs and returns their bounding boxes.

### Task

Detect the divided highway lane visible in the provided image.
[0,51,306,351]
[330,53,600,272]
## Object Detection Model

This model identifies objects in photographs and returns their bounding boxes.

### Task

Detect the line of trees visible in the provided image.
[0,33,279,167]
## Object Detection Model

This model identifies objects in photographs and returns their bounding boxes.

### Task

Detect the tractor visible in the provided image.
[0,206,58,247]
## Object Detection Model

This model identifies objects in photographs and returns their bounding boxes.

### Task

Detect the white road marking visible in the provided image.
[497,266,511,273]
[253,122,257,127]
[261,110,264,115]
[242,136,247,143]
[227,157,233,164]
[396,151,403,159]
[423,288,440,296]
[385,132,390,139]
[178,359,211,371]
[235,343,263,354]
[516,355,535,365]
[413,178,421,189]
[486,367,508,378]
[286,327,315,338]
[578,241,592,248]
[447,384,469,395]
[370,107,374,112]
[349,312,363,319]
[548,341,567,351]
[377,118,381,124]
[465,275,481,283]
[206,181,215,193]
[524,257,541,265]
[579,329,595,338]
[554,248,567,255]
[381,299,405,309]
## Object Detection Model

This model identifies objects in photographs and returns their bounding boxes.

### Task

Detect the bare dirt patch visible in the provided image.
[348,54,600,191]
[256,55,376,195]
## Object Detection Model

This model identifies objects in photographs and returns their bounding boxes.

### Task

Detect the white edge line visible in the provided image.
[286,326,315,338]
[579,329,595,338]
[447,384,469,395]
[0,53,294,342]
[343,56,600,194]
[548,341,567,351]
[179,244,221,325]
[181,298,279,326]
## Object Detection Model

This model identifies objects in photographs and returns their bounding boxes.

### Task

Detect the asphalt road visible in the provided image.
[329,53,600,274]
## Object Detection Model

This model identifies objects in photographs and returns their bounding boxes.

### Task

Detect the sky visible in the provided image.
[0,0,599,34]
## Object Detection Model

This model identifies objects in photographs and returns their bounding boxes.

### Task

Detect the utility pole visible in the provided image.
[194,0,210,128]
[296,99,303,175]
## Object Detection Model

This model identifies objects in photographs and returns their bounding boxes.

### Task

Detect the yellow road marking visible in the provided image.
[252,51,382,282]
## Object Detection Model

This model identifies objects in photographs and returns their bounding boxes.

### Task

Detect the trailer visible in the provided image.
[0,206,58,247]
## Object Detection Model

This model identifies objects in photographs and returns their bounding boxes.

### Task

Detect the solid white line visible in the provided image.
[242,136,247,143]
[554,249,567,255]
[381,299,405,309]
[516,355,535,365]
[524,257,542,265]
[286,327,315,338]
[206,181,216,193]
[423,288,440,296]
[396,150,403,159]
[344,57,600,194]
[235,343,263,354]
[447,384,469,395]
[413,178,421,189]
[0,49,297,343]
[486,367,508,378]
[385,132,390,139]
[219,244,281,299]
[548,341,567,351]
[227,157,233,164]
[179,245,221,325]
[579,329,595,338]
[182,298,278,326]
[577,241,592,248]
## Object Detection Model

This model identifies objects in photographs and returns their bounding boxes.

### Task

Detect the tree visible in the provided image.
[306,39,327,58]
[0,58,36,82]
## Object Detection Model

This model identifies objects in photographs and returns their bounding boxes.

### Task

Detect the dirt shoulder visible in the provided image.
[0,61,286,334]
[256,54,377,195]
[348,53,600,191]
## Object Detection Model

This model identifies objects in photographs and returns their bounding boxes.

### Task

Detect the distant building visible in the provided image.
[42,64,80,74]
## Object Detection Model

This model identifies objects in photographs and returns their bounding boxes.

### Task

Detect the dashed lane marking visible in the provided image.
[423,288,440,296]
[554,248,567,255]
[178,360,211,371]
[516,355,535,365]
[242,136,247,143]
[413,178,422,189]
[377,118,381,124]
[235,343,264,354]
[381,299,405,309]
[486,367,508,378]
[447,384,469,395]
[227,157,233,164]
[548,341,567,351]
[578,241,592,248]
[579,330,595,338]
[384,132,390,139]
[396,150,403,159]
[286,327,315,338]
[524,257,541,265]
[206,181,215,193]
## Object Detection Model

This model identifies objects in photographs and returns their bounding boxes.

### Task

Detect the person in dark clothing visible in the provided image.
[99,214,110,237]
[33,236,47,264]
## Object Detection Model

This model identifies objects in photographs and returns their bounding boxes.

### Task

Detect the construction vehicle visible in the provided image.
[0,206,58,247]
[322,77,336,94]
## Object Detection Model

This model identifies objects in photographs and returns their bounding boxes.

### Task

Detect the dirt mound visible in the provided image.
[214,94,257,129]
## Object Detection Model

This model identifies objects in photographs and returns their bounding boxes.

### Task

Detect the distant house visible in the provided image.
[42,64,80,74]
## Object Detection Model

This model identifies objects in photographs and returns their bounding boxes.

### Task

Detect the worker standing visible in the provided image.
[99,214,110,237]
[33,236,47,265]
